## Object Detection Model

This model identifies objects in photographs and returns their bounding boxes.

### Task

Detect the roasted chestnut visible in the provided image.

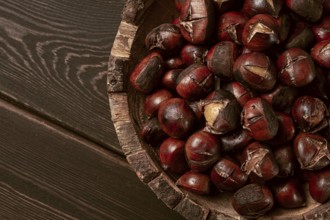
[311,40,330,69]
[176,171,211,195]
[312,16,330,42]
[285,21,314,50]
[144,89,173,118]
[243,0,283,18]
[223,81,254,107]
[266,112,295,146]
[180,44,208,65]
[161,69,182,92]
[219,129,253,153]
[309,168,330,203]
[140,117,167,147]
[274,144,296,178]
[286,0,323,22]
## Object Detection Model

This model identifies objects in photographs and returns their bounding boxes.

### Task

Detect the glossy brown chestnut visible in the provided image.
[158,98,196,138]
[291,96,329,133]
[285,22,314,50]
[309,168,330,203]
[274,144,296,178]
[223,81,254,107]
[266,112,295,146]
[161,69,182,92]
[312,16,330,42]
[233,52,277,92]
[311,40,330,68]
[179,0,215,45]
[286,0,323,22]
[242,14,280,51]
[180,44,208,65]
[144,89,173,118]
[219,129,253,153]
[130,52,164,94]
[176,171,211,195]
[294,132,330,170]
[232,183,274,219]
[185,130,220,172]
[217,11,248,45]
[210,158,248,191]
[260,84,299,111]
[140,117,167,147]
[241,98,279,141]
[165,57,185,69]
[277,48,316,87]
[241,142,279,181]
[273,178,305,209]
[206,41,238,81]
[145,23,184,54]
[243,0,283,18]
[200,95,240,135]
[159,137,189,175]
[212,0,242,14]
[176,64,214,100]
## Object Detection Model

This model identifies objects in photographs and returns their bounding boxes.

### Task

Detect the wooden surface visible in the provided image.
[0,0,184,219]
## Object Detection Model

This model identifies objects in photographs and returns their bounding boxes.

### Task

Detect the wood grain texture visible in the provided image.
[0,0,124,154]
[0,98,184,220]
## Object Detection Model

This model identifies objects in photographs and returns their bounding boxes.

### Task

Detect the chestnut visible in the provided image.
[277,48,316,87]
[273,178,305,209]
[286,0,323,22]
[241,142,279,181]
[285,21,314,50]
[176,64,214,100]
[165,57,185,69]
[158,98,196,138]
[206,41,239,81]
[243,0,284,18]
[241,98,279,141]
[242,14,280,51]
[219,129,253,153]
[180,44,208,66]
[145,23,184,55]
[140,117,167,147]
[185,130,220,172]
[144,89,173,118]
[159,137,189,175]
[266,112,295,146]
[274,144,296,178]
[291,96,329,133]
[212,0,242,14]
[176,171,211,195]
[232,183,274,219]
[293,132,330,171]
[260,84,299,111]
[161,69,182,92]
[309,168,330,203]
[130,52,164,94]
[179,0,215,45]
[312,16,330,42]
[217,11,248,45]
[210,158,248,191]
[233,52,277,92]
[311,40,330,69]
[223,81,254,107]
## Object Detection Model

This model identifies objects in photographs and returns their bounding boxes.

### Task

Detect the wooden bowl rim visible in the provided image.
[107,0,330,219]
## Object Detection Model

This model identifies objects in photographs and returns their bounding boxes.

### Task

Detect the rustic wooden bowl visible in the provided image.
[107,0,330,219]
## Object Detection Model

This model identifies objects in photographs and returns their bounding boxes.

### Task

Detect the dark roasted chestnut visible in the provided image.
[241,98,279,141]
[274,144,296,178]
[223,81,254,107]
[158,98,196,138]
[243,0,283,18]
[294,132,330,171]
[165,57,185,69]
[212,0,242,14]
[161,69,182,92]
[219,129,253,153]
[144,89,173,118]
[286,0,323,22]
[180,44,208,65]
[266,112,295,146]
[140,117,168,147]
[311,40,330,68]
[176,171,211,195]
[309,168,330,203]
[185,130,220,172]
[232,183,274,219]
[285,22,314,50]
[312,16,330,42]
[273,178,305,209]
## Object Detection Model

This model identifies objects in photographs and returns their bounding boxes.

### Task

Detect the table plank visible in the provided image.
[0,99,184,220]
[0,0,124,154]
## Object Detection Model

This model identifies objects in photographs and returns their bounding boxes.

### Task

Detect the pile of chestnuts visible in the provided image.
[129,0,330,218]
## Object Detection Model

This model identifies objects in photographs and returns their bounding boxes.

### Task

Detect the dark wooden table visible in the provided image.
[0,1,184,219]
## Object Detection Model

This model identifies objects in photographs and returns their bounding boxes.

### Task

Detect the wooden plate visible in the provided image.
[107,0,330,219]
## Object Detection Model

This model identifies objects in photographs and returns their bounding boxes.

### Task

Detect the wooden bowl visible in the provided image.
[107,0,330,219]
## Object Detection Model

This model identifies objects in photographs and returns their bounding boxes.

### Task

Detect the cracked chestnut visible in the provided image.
[211,158,248,191]
[233,52,277,92]
[232,183,274,219]
[159,137,189,175]
[176,63,214,100]
[241,98,279,141]
[277,48,316,87]
[180,44,208,65]
[158,98,196,138]
[242,14,280,51]
[311,39,330,68]
[185,130,220,172]
[223,81,254,107]
[309,168,330,203]
[293,132,330,170]
[176,171,211,195]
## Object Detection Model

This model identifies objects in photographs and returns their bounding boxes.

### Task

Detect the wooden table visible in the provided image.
[0,1,184,219]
